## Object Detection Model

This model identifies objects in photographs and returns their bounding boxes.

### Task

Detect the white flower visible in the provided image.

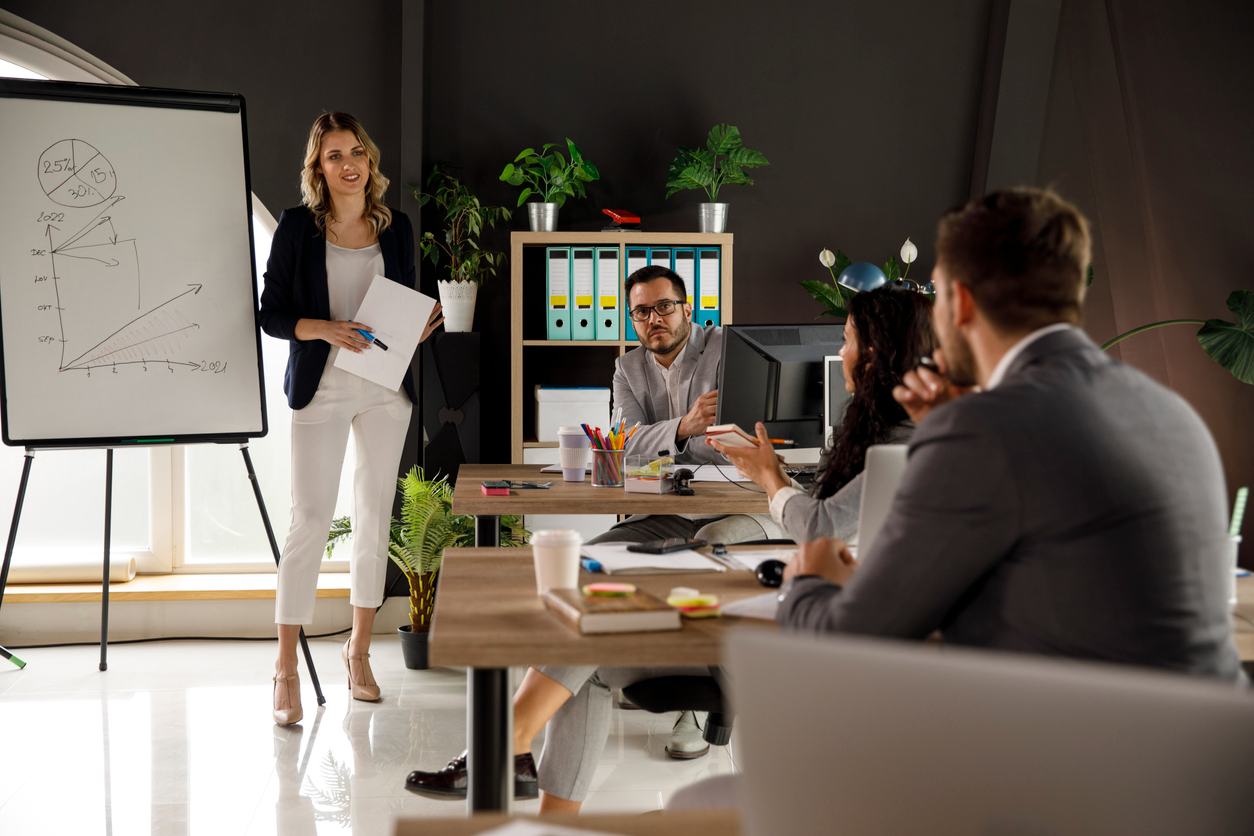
[900,238,918,265]
[819,248,836,268]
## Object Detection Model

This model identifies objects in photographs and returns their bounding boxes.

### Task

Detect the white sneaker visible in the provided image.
[665,711,710,760]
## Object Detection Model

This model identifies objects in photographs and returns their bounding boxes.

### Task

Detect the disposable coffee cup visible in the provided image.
[556,425,591,482]
[530,529,582,594]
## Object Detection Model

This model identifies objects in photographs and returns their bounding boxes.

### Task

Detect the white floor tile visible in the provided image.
[0,637,737,834]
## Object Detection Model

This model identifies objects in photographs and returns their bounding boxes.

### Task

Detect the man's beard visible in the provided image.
[940,325,979,388]
[645,320,690,356]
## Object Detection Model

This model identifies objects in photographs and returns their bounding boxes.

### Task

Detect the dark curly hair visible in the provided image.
[815,286,935,499]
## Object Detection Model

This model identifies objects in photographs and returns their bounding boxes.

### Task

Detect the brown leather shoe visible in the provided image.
[404,751,538,800]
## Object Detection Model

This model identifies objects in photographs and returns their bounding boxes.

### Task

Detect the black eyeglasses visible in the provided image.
[628,299,685,322]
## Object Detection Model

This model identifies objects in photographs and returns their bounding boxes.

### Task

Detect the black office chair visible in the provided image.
[620,666,734,746]
[620,538,797,746]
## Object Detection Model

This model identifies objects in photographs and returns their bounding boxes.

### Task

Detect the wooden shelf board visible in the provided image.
[522,340,627,347]
[510,231,734,246]
[3,572,351,604]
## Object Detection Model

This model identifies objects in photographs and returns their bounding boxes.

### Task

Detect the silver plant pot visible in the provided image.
[527,202,559,232]
[699,202,729,233]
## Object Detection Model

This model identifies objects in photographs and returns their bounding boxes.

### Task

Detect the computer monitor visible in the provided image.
[717,324,843,449]
[823,355,851,448]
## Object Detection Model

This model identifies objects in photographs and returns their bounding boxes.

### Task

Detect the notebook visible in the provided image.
[542,587,681,634]
[580,543,724,575]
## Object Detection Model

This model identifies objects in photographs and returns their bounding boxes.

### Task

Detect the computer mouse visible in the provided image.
[756,559,786,588]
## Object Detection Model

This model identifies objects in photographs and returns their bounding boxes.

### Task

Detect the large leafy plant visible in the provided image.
[499,138,599,207]
[665,124,770,203]
[326,467,527,632]
[1102,289,1254,385]
[412,167,511,284]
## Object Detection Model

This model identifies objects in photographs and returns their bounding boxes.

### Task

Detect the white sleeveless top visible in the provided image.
[324,240,383,367]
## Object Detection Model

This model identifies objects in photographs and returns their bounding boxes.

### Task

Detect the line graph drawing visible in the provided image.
[33,138,210,378]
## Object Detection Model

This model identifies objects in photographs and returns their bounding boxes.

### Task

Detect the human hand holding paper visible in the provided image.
[333,275,438,390]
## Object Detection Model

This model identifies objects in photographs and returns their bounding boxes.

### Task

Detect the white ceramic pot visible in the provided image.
[438,280,478,332]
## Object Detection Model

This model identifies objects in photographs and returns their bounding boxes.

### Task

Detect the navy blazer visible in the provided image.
[258,205,417,409]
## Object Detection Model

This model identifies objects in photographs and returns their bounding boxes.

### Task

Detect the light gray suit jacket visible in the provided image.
[614,324,725,465]
[779,328,1243,682]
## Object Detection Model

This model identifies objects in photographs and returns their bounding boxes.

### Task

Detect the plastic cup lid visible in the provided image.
[530,529,582,546]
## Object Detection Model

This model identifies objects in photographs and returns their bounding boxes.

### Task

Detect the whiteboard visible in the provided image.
[0,80,266,446]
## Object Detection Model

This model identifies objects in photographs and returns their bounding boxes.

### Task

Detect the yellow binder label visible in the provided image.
[575,295,593,309]
[550,295,567,308]
[599,296,616,309]
[701,296,718,308]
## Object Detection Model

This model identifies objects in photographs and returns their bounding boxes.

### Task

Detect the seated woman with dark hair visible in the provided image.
[714,284,934,543]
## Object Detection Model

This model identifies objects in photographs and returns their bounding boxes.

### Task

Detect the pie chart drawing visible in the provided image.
[38,139,117,208]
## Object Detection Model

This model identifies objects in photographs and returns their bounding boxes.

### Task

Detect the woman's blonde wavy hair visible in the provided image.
[300,111,392,237]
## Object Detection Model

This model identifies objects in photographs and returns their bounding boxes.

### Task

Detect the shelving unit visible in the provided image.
[510,231,734,463]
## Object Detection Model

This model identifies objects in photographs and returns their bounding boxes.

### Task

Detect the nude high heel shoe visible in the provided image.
[273,673,303,726]
[343,640,381,702]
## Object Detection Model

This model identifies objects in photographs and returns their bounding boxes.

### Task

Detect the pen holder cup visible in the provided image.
[590,449,625,488]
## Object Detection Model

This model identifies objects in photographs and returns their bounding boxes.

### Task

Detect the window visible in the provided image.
[0,38,354,574]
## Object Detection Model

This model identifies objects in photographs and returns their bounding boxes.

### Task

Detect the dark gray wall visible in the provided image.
[4,0,406,216]
[423,0,994,461]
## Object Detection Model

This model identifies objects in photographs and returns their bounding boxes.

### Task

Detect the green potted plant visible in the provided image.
[1101,289,1254,384]
[802,238,921,319]
[665,123,770,233]
[326,466,527,670]
[499,138,600,231]
[412,167,511,332]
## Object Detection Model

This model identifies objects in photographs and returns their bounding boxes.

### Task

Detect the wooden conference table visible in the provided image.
[442,463,771,812]
[451,463,770,545]
[429,550,773,814]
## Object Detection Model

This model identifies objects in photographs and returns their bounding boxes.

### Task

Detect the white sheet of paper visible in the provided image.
[689,464,753,482]
[478,820,624,836]
[581,542,724,575]
[333,274,437,390]
[724,548,797,572]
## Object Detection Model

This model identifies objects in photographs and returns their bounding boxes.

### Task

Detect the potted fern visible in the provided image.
[326,466,527,670]
[412,167,511,332]
[665,123,770,233]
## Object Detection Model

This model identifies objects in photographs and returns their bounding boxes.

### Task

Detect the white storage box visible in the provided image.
[535,386,610,442]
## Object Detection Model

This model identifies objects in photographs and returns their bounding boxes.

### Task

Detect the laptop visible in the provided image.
[727,630,1254,836]
[850,443,907,555]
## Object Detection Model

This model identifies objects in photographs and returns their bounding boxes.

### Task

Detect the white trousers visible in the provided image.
[275,364,412,625]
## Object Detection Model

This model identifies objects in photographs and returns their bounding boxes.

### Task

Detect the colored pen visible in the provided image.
[354,328,389,351]
[581,558,603,573]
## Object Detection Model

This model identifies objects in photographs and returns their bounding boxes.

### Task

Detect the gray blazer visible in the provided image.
[615,324,725,465]
[779,423,914,544]
[779,328,1243,682]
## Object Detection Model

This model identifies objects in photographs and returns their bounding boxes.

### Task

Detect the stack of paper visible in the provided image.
[580,543,723,575]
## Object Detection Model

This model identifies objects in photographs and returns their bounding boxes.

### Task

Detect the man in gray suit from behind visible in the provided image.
[778,187,1242,683]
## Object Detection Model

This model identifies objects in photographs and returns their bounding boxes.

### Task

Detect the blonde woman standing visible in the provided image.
[259,112,442,725]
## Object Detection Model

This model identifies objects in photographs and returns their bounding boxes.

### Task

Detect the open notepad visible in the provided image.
[580,543,724,575]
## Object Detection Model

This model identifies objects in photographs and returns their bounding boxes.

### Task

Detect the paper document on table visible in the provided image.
[689,464,753,482]
[724,548,796,572]
[540,463,591,474]
[333,274,437,390]
[723,591,780,621]
[479,820,625,836]
[581,543,724,575]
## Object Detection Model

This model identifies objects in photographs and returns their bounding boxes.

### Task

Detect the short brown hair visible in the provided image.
[936,187,1091,332]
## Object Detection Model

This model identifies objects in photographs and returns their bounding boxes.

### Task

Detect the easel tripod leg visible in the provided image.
[100,448,113,672]
[0,450,35,669]
[240,444,326,706]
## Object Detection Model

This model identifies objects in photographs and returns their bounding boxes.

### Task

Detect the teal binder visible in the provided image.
[696,247,722,327]
[672,247,697,310]
[595,247,621,341]
[546,247,572,340]
[571,247,596,340]
[624,246,649,341]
